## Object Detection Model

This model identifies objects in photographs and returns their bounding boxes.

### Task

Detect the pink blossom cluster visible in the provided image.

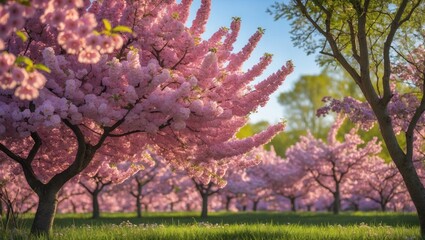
[0,0,126,100]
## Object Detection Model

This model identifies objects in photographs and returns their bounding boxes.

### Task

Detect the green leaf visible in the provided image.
[16,0,30,6]
[34,64,51,73]
[112,25,133,33]
[15,30,28,42]
[101,30,112,36]
[102,19,112,31]
[15,56,33,67]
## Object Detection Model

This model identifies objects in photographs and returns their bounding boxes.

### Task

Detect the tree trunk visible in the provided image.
[290,197,296,212]
[92,192,100,219]
[71,201,77,214]
[201,193,208,218]
[30,189,58,236]
[395,160,425,236]
[136,182,143,218]
[170,202,174,212]
[380,202,387,212]
[372,98,425,236]
[225,196,232,211]
[332,185,340,215]
[353,203,359,212]
[136,195,142,218]
[253,200,259,211]
[242,205,247,211]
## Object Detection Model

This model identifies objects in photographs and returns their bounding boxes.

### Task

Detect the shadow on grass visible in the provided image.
[25,211,417,228]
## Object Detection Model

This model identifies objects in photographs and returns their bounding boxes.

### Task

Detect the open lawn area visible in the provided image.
[1,212,420,239]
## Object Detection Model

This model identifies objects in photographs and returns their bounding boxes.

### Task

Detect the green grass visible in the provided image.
[1,211,421,239]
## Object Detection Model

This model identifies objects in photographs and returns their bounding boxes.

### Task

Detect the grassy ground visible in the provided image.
[1,211,420,239]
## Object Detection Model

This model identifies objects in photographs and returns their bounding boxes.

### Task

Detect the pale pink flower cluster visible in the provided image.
[0,3,33,42]
[0,3,49,100]
[0,0,126,100]
[0,52,47,100]
[41,1,123,63]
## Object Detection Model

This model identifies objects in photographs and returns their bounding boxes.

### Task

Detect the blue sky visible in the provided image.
[186,0,322,123]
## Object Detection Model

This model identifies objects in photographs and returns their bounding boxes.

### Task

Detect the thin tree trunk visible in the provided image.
[353,203,359,212]
[170,202,174,212]
[242,205,247,211]
[136,195,142,218]
[380,202,387,212]
[252,200,259,211]
[30,189,58,236]
[201,193,208,218]
[225,196,232,211]
[0,199,3,216]
[333,185,340,215]
[290,197,296,212]
[92,192,100,219]
[71,201,77,214]
[134,181,143,218]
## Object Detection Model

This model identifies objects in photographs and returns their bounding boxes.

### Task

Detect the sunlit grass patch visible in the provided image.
[2,211,420,240]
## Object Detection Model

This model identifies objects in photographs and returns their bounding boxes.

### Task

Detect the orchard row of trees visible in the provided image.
[0,116,418,222]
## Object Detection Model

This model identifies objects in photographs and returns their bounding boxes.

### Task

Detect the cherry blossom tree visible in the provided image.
[56,181,87,214]
[256,146,310,212]
[357,158,406,211]
[191,178,220,218]
[117,151,172,218]
[78,161,137,219]
[0,0,292,235]
[286,117,382,214]
[220,168,248,212]
[0,159,36,230]
[190,146,271,217]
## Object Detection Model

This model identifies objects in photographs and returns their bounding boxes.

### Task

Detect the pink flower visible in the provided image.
[0,39,4,50]
[14,84,39,100]
[86,35,101,50]
[57,31,75,45]
[80,13,97,29]
[0,73,17,89]
[99,36,114,54]
[64,19,79,32]
[63,37,83,54]
[23,71,47,89]
[0,52,15,72]
[65,9,79,21]
[76,25,91,38]
[78,49,101,64]
[111,34,124,50]
[11,67,28,83]
[49,10,66,30]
